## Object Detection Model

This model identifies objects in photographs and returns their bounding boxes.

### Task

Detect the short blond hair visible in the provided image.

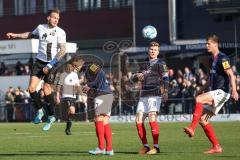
[48,8,60,16]
[149,41,160,48]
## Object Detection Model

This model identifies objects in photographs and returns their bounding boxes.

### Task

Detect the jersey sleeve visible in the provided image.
[221,56,231,70]
[160,62,169,92]
[159,61,169,77]
[31,25,40,36]
[87,70,104,88]
[162,63,168,77]
[57,29,66,44]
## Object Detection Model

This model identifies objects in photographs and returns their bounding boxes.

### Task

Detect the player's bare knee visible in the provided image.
[199,116,207,126]
[95,115,104,122]
[43,84,52,93]
[68,109,75,115]
[195,96,203,103]
[103,116,110,125]
[43,85,52,95]
[199,121,208,126]
[44,91,52,96]
[136,112,144,123]
[148,112,157,122]
[28,86,36,93]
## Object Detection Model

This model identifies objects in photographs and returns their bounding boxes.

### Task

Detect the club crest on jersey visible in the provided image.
[222,61,230,69]
[89,64,100,74]
[50,30,56,36]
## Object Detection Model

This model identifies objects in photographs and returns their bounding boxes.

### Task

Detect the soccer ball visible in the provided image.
[142,25,157,40]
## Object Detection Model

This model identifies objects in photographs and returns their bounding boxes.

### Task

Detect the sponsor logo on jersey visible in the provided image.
[42,33,47,40]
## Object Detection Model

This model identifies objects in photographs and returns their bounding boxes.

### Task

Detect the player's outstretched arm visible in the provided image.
[225,69,239,101]
[6,32,32,39]
[161,73,169,102]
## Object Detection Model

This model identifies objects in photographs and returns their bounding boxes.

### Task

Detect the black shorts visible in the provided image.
[62,97,76,108]
[31,59,51,83]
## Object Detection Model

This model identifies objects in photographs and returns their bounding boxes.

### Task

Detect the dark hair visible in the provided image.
[48,8,60,16]
[207,35,220,44]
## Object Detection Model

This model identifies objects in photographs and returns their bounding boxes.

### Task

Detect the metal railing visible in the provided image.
[0,96,239,122]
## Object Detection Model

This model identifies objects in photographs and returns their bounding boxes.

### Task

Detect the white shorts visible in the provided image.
[136,96,162,113]
[204,89,230,115]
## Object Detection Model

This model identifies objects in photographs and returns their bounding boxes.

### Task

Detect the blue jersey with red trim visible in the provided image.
[209,52,231,93]
[81,63,111,95]
[140,58,169,97]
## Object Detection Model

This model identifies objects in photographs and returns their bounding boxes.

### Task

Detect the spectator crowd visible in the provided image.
[0,59,32,76]
[0,64,240,122]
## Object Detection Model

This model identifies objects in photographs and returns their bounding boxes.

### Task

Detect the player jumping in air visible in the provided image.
[6,8,66,131]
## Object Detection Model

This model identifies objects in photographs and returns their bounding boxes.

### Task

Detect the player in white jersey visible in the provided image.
[6,8,66,131]
[56,63,81,135]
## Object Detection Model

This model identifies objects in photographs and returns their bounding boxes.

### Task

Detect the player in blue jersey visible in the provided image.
[70,56,114,156]
[133,41,169,155]
[184,35,239,154]
[6,8,66,131]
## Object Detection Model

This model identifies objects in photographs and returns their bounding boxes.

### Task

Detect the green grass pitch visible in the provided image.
[0,122,239,160]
